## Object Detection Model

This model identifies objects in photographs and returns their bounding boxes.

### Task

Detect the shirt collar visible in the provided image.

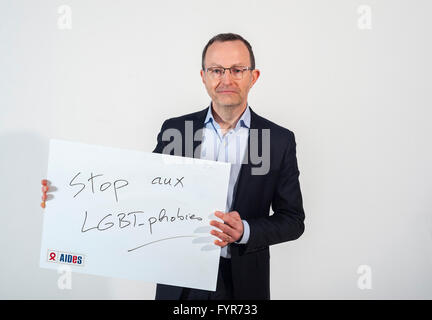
[204,103,251,130]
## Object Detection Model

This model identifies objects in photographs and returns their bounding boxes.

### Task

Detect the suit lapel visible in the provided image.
[183,107,207,158]
[189,106,266,212]
[231,108,264,211]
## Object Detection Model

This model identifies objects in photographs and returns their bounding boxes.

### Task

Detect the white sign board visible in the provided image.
[39,139,231,291]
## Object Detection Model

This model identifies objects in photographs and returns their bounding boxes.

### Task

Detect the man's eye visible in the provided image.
[212,68,223,75]
[232,68,242,74]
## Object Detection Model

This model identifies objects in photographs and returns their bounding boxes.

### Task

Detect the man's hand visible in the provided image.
[40,179,54,208]
[210,211,244,247]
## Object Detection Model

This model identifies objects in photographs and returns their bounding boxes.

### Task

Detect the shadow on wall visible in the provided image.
[0,131,111,299]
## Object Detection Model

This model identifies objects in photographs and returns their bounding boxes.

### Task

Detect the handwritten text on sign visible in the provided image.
[39,139,231,291]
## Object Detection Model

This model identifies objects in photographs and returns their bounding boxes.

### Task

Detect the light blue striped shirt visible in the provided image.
[200,104,251,258]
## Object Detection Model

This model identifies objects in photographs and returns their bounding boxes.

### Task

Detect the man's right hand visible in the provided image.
[41,179,50,208]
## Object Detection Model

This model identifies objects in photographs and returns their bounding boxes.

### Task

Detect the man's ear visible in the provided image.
[200,69,205,84]
[250,69,260,88]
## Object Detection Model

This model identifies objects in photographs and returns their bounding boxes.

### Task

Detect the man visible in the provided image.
[153,33,305,300]
[41,33,304,300]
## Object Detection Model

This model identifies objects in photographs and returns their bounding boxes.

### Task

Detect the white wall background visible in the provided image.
[1,0,431,299]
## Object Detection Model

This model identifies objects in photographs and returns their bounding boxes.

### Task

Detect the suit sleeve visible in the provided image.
[152,120,168,154]
[244,131,305,253]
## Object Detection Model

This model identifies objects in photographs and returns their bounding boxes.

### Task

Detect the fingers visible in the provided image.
[215,210,240,225]
[211,227,230,247]
[41,179,50,209]
[210,211,243,247]
[210,220,236,239]
[211,229,232,245]
[214,239,229,247]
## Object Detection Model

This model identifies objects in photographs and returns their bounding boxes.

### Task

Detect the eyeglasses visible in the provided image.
[205,66,254,80]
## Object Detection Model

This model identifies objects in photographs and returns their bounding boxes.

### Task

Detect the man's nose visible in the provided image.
[220,69,234,84]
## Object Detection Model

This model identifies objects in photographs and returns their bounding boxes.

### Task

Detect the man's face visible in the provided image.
[200,40,260,110]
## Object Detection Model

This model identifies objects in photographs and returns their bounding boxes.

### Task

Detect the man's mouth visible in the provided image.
[216,89,238,94]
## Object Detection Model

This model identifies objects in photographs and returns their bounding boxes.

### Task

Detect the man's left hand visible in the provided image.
[210,211,244,247]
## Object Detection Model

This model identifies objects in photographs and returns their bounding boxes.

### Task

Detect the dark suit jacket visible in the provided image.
[153,107,305,300]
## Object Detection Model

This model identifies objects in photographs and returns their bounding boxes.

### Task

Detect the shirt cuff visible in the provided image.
[235,220,250,244]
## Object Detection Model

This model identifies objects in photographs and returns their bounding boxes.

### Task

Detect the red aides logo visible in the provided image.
[47,250,85,266]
